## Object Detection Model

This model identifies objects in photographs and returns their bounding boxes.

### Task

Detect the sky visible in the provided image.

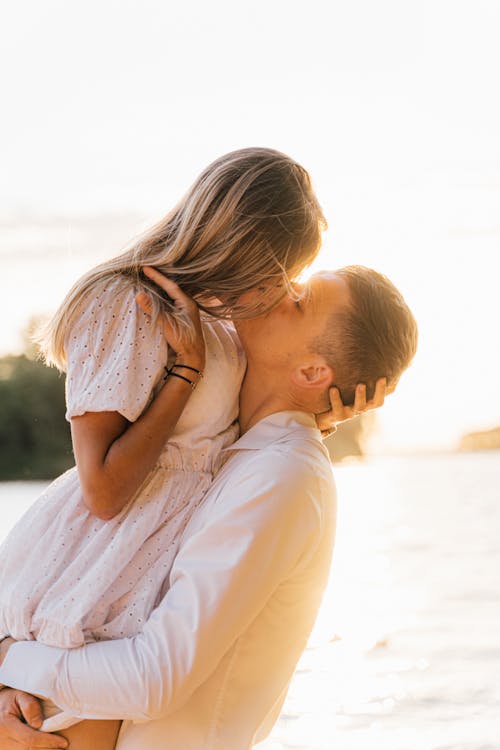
[1,0,499,451]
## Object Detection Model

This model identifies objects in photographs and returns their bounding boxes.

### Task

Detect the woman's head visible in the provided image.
[134,147,326,312]
[41,147,326,369]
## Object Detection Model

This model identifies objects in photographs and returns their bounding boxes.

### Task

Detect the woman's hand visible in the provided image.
[316,378,389,437]
[0,688,68,749]
[137,267,206,370]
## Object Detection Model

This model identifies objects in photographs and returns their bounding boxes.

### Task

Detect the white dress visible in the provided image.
[0,278,246,649]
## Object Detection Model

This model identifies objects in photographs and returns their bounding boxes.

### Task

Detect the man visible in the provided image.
[0,266,417,749]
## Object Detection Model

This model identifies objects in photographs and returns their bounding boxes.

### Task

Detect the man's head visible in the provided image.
[310,266,418,405]
[237,265,417,413]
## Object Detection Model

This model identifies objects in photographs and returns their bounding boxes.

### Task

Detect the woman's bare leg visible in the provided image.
[56,719,122,750]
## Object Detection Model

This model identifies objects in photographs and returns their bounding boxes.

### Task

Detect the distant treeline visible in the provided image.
[0,352,368,481]
[0,355,73,480]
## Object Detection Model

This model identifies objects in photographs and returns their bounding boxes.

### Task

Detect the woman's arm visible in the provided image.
[74,273,205,520]
[72,376,200,520]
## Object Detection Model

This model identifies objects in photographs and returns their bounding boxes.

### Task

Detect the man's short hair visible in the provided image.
[312,266,418,405]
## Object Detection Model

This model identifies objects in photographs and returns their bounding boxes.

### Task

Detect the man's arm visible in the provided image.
[0,457,330,722]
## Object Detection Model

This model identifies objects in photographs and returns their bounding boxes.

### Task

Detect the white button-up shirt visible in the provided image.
[0,411,337,750]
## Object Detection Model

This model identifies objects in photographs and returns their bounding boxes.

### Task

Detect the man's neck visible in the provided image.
[238,362,305,435]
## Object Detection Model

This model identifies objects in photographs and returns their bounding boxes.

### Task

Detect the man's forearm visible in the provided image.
[0,639,152,721]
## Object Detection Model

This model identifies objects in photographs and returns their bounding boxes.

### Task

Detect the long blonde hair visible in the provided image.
[39,147,326,370]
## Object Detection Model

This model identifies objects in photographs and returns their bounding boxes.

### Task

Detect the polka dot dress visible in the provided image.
[0,278,246,648]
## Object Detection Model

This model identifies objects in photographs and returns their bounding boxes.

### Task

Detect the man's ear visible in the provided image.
[291,359,334,390]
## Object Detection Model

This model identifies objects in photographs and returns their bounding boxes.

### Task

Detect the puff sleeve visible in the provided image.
[64,278,168,422]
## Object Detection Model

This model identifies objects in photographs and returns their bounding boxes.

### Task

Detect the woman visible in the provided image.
[0,147,382,749]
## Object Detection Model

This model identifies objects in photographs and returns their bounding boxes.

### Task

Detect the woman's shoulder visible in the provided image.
[66,276,151,345]
[73,275,136,322]
[64,275,168,422]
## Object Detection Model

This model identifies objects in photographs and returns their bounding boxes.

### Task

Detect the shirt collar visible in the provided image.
[224,411,321,452]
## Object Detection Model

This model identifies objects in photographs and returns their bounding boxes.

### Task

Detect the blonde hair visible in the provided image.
[39,147,326,370]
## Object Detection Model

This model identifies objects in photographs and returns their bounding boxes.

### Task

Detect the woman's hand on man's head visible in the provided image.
[316,377,389,437]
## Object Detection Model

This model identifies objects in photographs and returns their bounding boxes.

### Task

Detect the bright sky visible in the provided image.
[1,0,499,451]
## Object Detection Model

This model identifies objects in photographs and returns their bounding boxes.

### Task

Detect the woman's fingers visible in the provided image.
[315,387,345,434]
[143,265,171,289]
[370,377,387,408]
[353,378,389,413]
[318,377,391,436]
[140,267,205,365]
[328,387,347,422]
[143,267,193,308]
[352,383,367,414]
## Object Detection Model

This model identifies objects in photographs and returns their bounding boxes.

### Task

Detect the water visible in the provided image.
[1,452,499,749]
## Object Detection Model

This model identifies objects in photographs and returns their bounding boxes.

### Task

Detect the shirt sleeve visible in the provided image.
[0,455,330,722]
[65,278,168,423]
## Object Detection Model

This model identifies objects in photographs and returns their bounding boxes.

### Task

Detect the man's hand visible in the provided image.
[0,689,68,749]
[316,378,389,437]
